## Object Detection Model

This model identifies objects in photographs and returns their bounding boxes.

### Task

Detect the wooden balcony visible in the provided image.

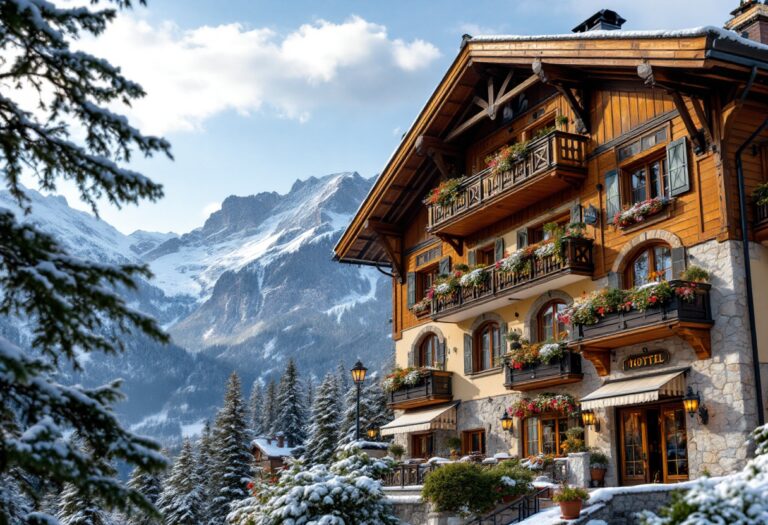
[504,349,583,392]
[387,370,453,410]
[426,131,588,237]
[569,281,713,376]
[755,202,768,244]
[432,238,594,323]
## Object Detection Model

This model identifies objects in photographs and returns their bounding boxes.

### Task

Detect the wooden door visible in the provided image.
[620,409,649,484]
[660,406,689,482]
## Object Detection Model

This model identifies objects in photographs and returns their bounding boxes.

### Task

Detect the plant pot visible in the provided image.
[559,500,583,520]
[502,494,516,504]
[590,467,607,482]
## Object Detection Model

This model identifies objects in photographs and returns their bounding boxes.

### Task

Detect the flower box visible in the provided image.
[613,197,673,230]
[504,350,583,391]
[386,369,453,410]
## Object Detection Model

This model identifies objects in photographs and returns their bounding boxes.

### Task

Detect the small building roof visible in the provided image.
[251,437,297,458]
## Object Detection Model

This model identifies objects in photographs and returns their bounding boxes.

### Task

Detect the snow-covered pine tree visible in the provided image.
[124,465,164,525]
[156,440,203,525]
[58,442,119,525]
[0,1,170,523]
[366,373,394,433]
[274,359,306,447]
[305,376,315,414]
[338,381,359,445]
[303,373,340,465]
[196,420,216,521]
[262,379,278,435]
[208,373,252,524]
[0,473,31,525]
[248,381,263,437]
[339,375,393,445]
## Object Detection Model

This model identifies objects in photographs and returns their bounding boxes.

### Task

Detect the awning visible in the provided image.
[580,368,688,410]
[381,403,458,436]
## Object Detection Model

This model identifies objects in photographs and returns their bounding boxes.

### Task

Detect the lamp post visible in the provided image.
[350,360,368,441]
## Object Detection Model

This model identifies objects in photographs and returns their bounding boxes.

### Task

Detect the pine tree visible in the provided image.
[305,376,315,412]
[196,420,216,522]
[262,379,278,435]
[0,473,31,525]
[58,443,118,525]
[339,376,393,445]
[339,381,360,444]
[208,373,252,524]
[366,373,394,433]
[274,359,306,447]
[124,466,164,525]
[156,440,203,525]
[303,373,341,465]
[248,381,263,436]
[0,2,170,523]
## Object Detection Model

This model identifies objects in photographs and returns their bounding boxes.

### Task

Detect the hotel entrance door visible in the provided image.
[619,403,689,485]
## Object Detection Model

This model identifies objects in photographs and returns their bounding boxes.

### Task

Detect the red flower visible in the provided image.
[597,306,605,316]
[247,481,254,490]
[649,296,658,304]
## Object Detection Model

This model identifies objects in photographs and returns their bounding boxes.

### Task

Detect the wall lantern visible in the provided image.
[366,426,379,440]
[683,387,709,424]
[580,409,601,432]
[500,411,514,432]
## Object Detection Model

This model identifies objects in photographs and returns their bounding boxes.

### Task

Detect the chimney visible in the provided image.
[277,434,285,448]
[726,1,768,44]
[572,9,627,33]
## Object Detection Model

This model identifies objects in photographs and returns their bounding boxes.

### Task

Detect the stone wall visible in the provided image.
[567,487,679,525]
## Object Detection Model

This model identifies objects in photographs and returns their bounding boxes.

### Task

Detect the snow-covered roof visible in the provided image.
[251,437,296,458]
[470,26,768,52]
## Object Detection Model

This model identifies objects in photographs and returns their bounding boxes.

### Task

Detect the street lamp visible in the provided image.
[367,426,379,440]
[350,360,368,440]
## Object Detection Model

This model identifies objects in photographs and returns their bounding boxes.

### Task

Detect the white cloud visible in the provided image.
[202,201,221,218]
[77,15,441,135]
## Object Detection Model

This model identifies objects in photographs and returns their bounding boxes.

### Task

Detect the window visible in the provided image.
[418,334,439,368]
[462,429,486,455]
[625,244,672,287]
[411,432,433,459]
[477,245,496,266]
[523,416,575,457]
[474,322,501,372]
[618,128,667,162]
[528,215,569,245]
[418,266,438,301]
[537,300,568,342]
[626,157,670,205]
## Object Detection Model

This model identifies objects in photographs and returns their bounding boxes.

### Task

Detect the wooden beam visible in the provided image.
[445,74,540,142]
[365,220,404,284]
[436,233,463,256]
[580,349,611,377]
[365,219,400,237]
[677,324,712,360]
[670,90,707,154]
[532,60,589,134]
[689,96,714,145]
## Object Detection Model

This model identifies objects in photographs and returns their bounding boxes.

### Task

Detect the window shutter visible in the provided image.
[516,230,528,248]
[668,137,690,197]
[671,246,687,280]
[437,338,446,369]
[408,348,416,368]
[496,323,508,367]
[439,256,451,276]
[406,272,416,308]
[607,271,620,289]
[494,238,505,262]
[463,333,473,374]
[605,170,621,220]
[570,203,582,224]
[468,250,477,266]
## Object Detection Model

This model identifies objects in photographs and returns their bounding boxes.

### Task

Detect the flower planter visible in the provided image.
[504,350,583,391]
[559,500,583,520]
[590,467,607,483]
[387,370,453,410]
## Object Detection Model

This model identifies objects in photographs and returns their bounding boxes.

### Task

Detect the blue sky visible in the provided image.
[63,0,731,234]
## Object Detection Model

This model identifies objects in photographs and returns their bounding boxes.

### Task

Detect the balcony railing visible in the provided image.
[387,369,453,410]
[427,131,588,235]
[755,202,768,243]
[569,281,713,375]
[504,349,583,392]
[432,238,594,321]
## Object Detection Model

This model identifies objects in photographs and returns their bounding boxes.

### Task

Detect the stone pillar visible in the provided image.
[566,452,590,488]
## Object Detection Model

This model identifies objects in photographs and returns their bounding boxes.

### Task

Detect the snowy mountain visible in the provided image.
[0,173,392,443]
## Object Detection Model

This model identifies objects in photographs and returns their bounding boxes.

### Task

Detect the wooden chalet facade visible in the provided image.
[335,2,768,486]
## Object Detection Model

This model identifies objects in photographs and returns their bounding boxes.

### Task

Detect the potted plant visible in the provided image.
[680,265,710,283]
[589,450,609,484]
[556,114,569,130]
[552,484,590,520]
[560,426,587,455]
[388,443,405,461]
[445,436,462,460]
[490,461,534,503]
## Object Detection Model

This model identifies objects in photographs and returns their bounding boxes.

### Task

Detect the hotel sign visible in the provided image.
[623,350,670,371]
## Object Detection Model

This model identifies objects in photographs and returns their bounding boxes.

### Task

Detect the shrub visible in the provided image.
[490,462,534,500]
[422,463,499,516]
[445,436,462,452]
[388,443,405,460]
[680,265,709,283]
[552,485,590,503]
[589,450,610,468]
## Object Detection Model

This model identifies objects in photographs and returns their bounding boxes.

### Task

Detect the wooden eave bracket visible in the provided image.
[532,59,590,134]
[435,233,464,256]
[578,348,611,376]
[415,136,460,179]
[676,324,712,360]
[365,219,404,284]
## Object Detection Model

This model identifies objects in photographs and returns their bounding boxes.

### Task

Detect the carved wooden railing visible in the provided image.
[504,349,583,391]
[387,370,453,409]
[427,131,588,230]
[432,238,594,318]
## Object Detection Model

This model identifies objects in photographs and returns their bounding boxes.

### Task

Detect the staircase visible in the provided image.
[467,487,551,525]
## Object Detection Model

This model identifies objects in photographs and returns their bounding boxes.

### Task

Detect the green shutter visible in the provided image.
[496,322,508,367]
[671,246,687,280]
[408,348,416,367]
[570,203,582,224]
[437,338,446,369]
[494,238,505,262]
[463,333,473,374]
[468,250,477,266]
[406,272,416,308]
[668,137,690,197]
[516,229,528,248]
[605,169,621,220]
[439,256,451,276]
[607,271,620,289]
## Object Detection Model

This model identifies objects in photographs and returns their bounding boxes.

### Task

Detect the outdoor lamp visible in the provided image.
[683,387,709,424]
[367,427,379,440]
[500,411,514,432]
[350,360,368,385]
[580,409,601,432]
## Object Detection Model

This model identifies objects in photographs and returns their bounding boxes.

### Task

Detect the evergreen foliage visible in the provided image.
[0,1,170,523]
[124,466,164,525]
[274,359,306,447]
[156,440,203,525]
[248,381,263,437]
[58,443,118,525]
[261,380,277,436]
[208,373,252,524]
[339,374,393,444]
[196,420,215,522]
[303,373,340,465]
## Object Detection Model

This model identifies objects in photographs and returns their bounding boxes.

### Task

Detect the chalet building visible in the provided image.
[251,433,298,473]
[334,2,768,486]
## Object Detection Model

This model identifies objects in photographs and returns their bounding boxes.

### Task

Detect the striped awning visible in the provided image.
[580,368,688,410]
[381,403,458,436]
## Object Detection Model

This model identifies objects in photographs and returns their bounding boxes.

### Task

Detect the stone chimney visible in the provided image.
[726,1,768,44]
[276,433,285,448]
[572,9,627,33]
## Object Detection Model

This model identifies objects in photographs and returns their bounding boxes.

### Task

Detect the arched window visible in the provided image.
[537,300,568,342]
[625,243,672,288]
[418,334,439,368]
[474,322,501,372]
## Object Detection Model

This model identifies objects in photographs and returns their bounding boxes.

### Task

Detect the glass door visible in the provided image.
[661,406,689,482]
[620,409,648,484]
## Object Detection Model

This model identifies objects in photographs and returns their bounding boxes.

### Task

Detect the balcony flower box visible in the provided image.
[385,368,453,409]
[504,349,583,391]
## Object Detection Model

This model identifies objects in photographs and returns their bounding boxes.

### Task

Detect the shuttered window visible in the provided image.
[605,169,621,220]
[667,137,690,197]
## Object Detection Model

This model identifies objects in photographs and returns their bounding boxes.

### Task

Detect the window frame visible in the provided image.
[536,300,568,342]
[417,334,440,368]
[416,264,439,302]
[624,243,673,288]
[620,153,670,206]
[461,428,486,455]
[473,321,501,373]
[522,415,575,457]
